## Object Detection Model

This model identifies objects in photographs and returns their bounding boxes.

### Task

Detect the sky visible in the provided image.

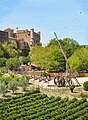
[0,0,88,45]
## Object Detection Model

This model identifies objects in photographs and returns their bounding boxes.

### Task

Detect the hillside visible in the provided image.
[0,89,88,120]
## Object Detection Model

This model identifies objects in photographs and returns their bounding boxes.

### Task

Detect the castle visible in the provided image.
[0,28,40,49]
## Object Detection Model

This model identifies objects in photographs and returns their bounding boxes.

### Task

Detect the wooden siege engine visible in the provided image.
[53,32,80,87]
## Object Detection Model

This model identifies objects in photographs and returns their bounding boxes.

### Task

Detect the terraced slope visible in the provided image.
[0,89,88,120]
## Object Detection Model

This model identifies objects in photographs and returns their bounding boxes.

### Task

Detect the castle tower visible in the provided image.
[4,28,14,38]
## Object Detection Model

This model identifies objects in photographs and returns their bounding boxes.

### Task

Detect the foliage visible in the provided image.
[36,42,42,47]
[80,93,88,98]
[62,38,79,58]
[22,74,30,81]
[0,90,88,120]
[83,81,88,91]
[2,42,20,58]
[0,68,5,77]
[22,49,29,56]
[48,38,79,58]
[6,58,21,70]
[19,76,28,91]
[41,71,49,77]
[0,81,7,97]
[0,47,4,57]
[30,38,79,71]
[8,79,18,93]
[69,84,75,93]
[0,58,7,67]
[22,56,30,65]
[30,44,65,71]
[68,47,88,71]
[0,76,12,85]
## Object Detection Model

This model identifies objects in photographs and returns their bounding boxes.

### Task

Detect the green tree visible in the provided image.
[6,58,20,70]
[8,80,18,93]
[19,77,28,91]
[2,42,20,58]
[0,42,4,57]
[36,42,42,47]
[22,56,30,65]
[0,48,4,57]
[0,81,7,97]
[0,76,12,85]
[68,47,88,71]
[30,44,65,71]
[48,38,79,58]
[62,38,79,58]
[30,38,79,71]
[0,58,7,67]
[0,68,5,77]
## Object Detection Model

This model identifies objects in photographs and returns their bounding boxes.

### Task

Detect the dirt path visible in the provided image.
[0,77,88,99]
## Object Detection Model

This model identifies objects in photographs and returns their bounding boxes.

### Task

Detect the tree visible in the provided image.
[68,47,88,71]
[8,80,18,93]
[0,48,4,57]
[2,42,20,58]
[6,58,21,70]
[30,38,79,71]
[61,38,79,58]
[22,56,30,65]
[30,44,65,71]
[0,81,7,97]
[0,76,12,85]
[36,42,42,47]
[19,76,28,91]
[48,38,79,58]
[0,68,5,77]
[0,58,7,67]
[0,42,4,57]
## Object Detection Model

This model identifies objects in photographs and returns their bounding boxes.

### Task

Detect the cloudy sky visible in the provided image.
[0,0,88,45]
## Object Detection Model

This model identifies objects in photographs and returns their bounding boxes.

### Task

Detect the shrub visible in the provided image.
[0,58,7,67]
[22,74,29,80]
[22,56,30,65]
[41,72,49,77]
[0,68,5,77]
[80,93,88,98]
[83,81,88,91]
[0,76,12,85]
[6,58,21,70]
[69,84,75,93]
[0,81,7,97]
[19,76,28,91]
[8,80,18,93]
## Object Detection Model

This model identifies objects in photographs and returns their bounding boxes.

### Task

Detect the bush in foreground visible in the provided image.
[83,81,88,91]
[69,84,75,93]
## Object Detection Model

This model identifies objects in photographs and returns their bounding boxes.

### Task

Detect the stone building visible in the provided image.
[0,30,8,43]
[16,28,40,47]
[4,28,14,38]
[4,28,40,49]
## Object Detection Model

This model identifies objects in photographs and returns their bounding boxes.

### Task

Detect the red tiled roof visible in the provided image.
[17,38,24,41]
[4,28,14,31]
